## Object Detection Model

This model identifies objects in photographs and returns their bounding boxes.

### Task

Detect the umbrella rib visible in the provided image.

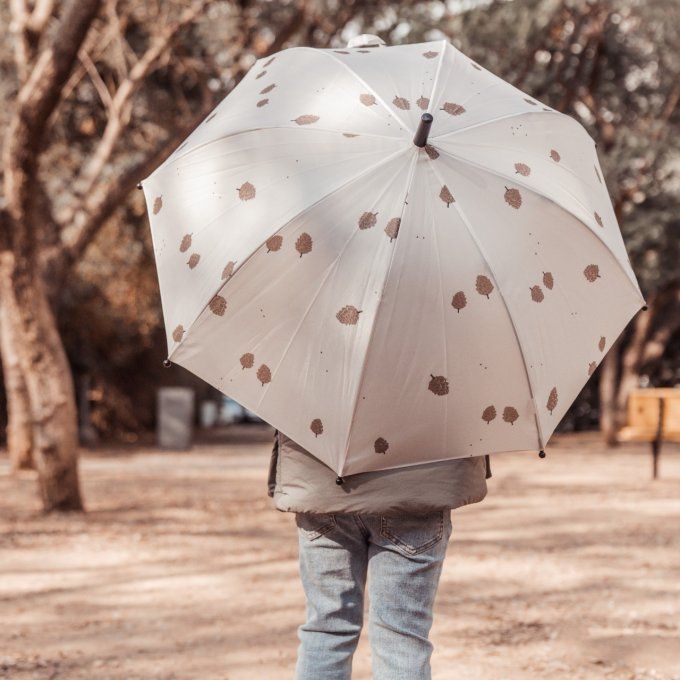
[427,160,546,451]
[338,150,420,475]
[168,146,411,364]
[434,146,644,300]
[302,47,412,138]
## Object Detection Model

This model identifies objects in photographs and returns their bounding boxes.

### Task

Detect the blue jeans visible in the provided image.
[295,510,452,679]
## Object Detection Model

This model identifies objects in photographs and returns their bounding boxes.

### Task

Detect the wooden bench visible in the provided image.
[618,388,680,479]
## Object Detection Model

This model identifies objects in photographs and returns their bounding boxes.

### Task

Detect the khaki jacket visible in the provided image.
[268,431,490,516]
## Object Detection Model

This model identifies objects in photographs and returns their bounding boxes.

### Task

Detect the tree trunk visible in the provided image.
[8,258,83,511]
[599,338,621,446]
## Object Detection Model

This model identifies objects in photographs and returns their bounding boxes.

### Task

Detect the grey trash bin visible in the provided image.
[157,387,195,449]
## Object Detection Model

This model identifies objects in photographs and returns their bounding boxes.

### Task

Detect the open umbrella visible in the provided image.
[141,34,645,480]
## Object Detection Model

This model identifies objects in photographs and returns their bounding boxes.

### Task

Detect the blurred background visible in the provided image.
[0,1,678,678]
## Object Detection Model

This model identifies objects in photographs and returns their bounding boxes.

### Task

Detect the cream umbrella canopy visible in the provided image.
[141,35,645,480]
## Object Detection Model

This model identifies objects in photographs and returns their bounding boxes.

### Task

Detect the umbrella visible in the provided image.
[141,35,645,480]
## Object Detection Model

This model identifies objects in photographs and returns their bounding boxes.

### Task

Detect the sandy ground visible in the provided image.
[1,429,679,680]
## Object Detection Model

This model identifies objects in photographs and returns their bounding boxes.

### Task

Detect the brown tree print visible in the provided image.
[422,50,438,59]
[255,70,267,79]
[172,325,184,343]
[310,418,323,437]
[584,264,601,282]
[237,182,256,201]
[503,406,519,425]
[530,285,545,303]
[417,96,430,110]
[260,83,276,94]
[179,234,192,252]
[240,352,254,369]
[187,253,201,269]
[257,364,272,386]
[153,196,162,214]
[222,261,236,280]
[209,295,227,316]
[441,102,466,116]
[547,387,558,414]
[439,185,454,207]
[266,235,283,252]
[594,211,603,227]
[428,374,449,396]
[393,96,410,110]
[336,305,362,325]
[385,217,401,241]
[482,405,497,424]
[504,186,522,209]
[257,98,269,107]
[360,93,377,106]
[598,336,606,352]
[550,149,561,162]
[543,271,554,290]
[296,232,313,257]
[359,211,378,229]
[292,114,320,125]
[514,163,531,176]
[451,291,467,313]
[476,275,494,298]
[588,361,597,376]
[424,145,439,160]
[374,437,389,454]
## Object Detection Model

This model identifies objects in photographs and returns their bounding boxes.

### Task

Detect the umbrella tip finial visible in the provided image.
[335,476,344,485]
[163,359,172,368]
[538,450,546,459]
[413,113,434,148]
[137,182,142,190]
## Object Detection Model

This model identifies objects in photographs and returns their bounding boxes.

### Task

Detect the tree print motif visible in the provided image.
[296,232,313,257]
[179,234,192,252]
[310,418,323,437]
[476,275,494,298]
[514,163,531,176]
[594,211,603,227]
[428,374,449,396]
[266,235,283,252]
[598,336,606,352]
[451,291,467,313]
[504,186,522,209]
[222,261,236,280]
[260,83,276,94]
[393,96,410,110]
[547,387,558,414]
[441,102,466,116]
[292,115,319,125]
[439,185,454,207]
[187,253,201,269]
[588,361,597,376]
[417,96,430,110]
[255,70,267,79]
[257,364,272,386]
[360,93,376,106]
[209,295,227,316]
[358,211,378,229]
[385,217,401,241]
[172,325,184,343]
[424,145,439,160]
[374,437,389,454]
[584,264,601,282]
[153,196,162,214]
[503,406,519,425]
[543,271,554,290]
[238,182,256,201]
[336,305,362,325]
[550,149,561,162]
[257,98,269,107]
[482,405,496,424]
[423,51,438,59]
[530,285,544,303]
[240,353,254,369]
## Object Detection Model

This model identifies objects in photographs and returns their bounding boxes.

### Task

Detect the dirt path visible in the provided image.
[1,430,679,679]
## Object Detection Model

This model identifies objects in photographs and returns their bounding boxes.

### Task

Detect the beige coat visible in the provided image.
[268,432,490,515]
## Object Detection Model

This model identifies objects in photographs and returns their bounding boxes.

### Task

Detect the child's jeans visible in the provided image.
[294,510,452,680]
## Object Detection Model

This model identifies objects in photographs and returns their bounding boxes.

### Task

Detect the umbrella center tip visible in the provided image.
[413,113,434,148]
